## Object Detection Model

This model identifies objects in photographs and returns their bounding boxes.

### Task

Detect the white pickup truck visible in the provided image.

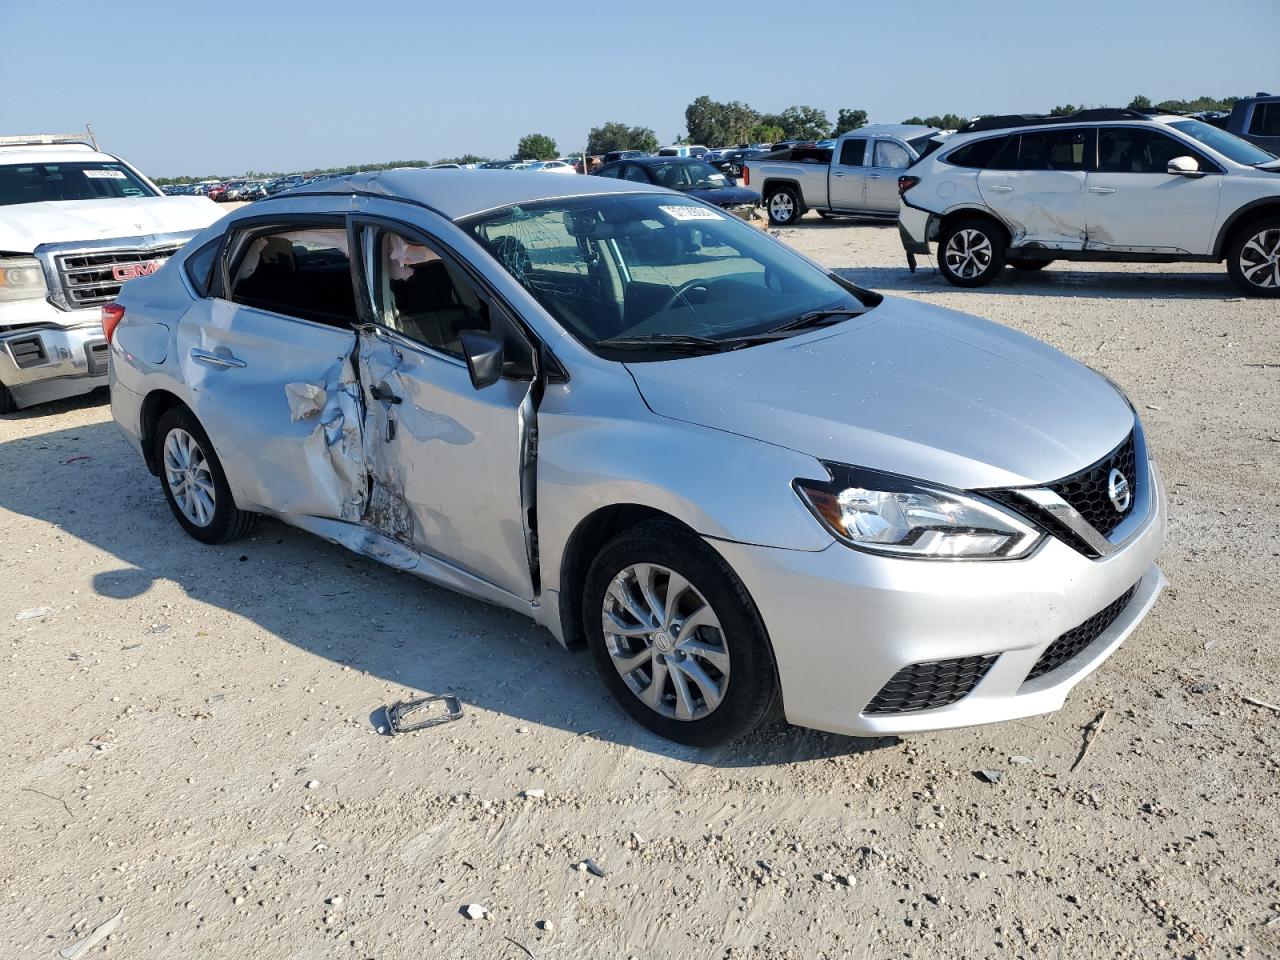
[0,134,224,411]
[743,124,944,225]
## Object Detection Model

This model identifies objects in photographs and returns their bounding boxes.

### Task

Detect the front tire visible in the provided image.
[766,187,802,226]
[938,217,1007,287]
[583,519,778,746]
[154,407,256,544]
[1226,217,1280,297]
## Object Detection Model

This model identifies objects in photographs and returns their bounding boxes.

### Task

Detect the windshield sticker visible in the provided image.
[658,205,724,222]
[84,169,127,179]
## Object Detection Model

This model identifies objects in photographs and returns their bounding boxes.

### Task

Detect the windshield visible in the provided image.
[1168,119,1276,164]
[464,193,878,358]
[651,161,729,191]
[0,161,158,205]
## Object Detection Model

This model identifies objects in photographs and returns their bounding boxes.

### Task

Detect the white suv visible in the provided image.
[897,108,1280,296]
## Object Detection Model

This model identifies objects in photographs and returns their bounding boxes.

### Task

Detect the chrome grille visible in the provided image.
[55,245,181,308]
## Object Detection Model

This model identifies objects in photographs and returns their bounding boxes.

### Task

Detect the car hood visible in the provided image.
[0,196,224,253]
[686,185,761,206]
[625,296,1135,489]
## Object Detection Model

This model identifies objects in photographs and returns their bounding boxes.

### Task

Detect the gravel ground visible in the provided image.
[2,216,1278,959]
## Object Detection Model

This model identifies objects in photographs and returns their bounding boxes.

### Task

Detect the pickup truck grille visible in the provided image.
[55,245,182,308]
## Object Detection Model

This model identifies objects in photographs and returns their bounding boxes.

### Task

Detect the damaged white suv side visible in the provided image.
[0,134,223,411]
[898,109,1280,296]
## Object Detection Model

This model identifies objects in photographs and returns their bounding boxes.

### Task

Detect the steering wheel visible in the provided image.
[658,276,737,314]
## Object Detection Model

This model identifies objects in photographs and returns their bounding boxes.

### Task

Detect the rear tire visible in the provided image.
[937,217,1007,287]
[583,519,779,746]
[766,187,802,226]
[154,407,256,544]
[1010,258,1052,272]
[1226,216,1280,297]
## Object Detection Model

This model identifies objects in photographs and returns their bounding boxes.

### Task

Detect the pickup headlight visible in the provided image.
[0,256,49,303]
[794,462,1042,560]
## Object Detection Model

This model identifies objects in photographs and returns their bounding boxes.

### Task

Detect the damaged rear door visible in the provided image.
[977,127,1092,250]
[183,215,365,520]
[349,211,539,602]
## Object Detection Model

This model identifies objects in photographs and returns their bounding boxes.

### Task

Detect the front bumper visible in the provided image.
[710,462,1167,737]
[0,302,108,408]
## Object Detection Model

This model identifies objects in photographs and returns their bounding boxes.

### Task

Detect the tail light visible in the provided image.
[101,302,125,343]
[742,165,750,186]
[897,175,920,196]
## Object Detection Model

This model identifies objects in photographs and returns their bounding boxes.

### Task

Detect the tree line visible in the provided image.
[153,93,1249,182]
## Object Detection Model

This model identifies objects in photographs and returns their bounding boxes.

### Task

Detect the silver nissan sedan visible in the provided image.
[108,170,1166,746]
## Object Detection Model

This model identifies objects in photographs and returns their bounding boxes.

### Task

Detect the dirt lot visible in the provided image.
[3,217,1278,960]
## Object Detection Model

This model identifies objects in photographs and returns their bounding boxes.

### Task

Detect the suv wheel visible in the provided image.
[766,187,802,226]
[155,407,256,544]
[583,519,778,746]
[938,218,1007,287]
[1226,217,1280,297]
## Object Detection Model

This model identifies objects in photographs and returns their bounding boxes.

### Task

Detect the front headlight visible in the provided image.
[0,256,49,303]
[794,462,1043,560]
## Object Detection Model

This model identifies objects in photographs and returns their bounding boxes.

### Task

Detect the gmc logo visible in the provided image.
[112,260,165,282]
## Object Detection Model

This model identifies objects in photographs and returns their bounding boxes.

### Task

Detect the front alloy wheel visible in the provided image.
[584,519,778,746]
[602,563,730,721]
[1228,219,1280,297]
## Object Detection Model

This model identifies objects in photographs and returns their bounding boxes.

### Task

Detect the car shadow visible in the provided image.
[833,264,1241,300]
[1,419,893,767]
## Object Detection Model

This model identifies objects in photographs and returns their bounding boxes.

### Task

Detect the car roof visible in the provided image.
[842,124,939,140]
[626,156,709,166]
[281,167,668,219]
[0,143,119,165]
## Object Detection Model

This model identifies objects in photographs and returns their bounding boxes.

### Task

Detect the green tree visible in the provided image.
[831,108,868,137]
[516,133,558,161]
[1127,94,1153,110]
[760,105,830,141]
[749,123,785,145]
[1155,94,1237,113]
[1048,104,1079,117]
[685,96,760,146]
[903,114,968,130]
[586,122,659,155]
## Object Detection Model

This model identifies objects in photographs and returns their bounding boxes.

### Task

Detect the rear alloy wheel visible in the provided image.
[766,187,802,226]
[938,218,1006,287]
[1227,217,1280,297]
[155,407,256,544]
[584,519,778,746]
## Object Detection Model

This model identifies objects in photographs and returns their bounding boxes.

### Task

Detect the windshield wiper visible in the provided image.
[596,333,729,353]
[766,307,864,336]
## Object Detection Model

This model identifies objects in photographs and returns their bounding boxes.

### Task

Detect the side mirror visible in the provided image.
[1167,155,1202,176]
[459,330,504,390]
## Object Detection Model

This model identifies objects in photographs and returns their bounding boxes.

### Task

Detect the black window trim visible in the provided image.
[939,133,1011,169]
[1096,124,1225,176]
[218,213,361,331]
[837,137,868,167]
[183,235,223,298]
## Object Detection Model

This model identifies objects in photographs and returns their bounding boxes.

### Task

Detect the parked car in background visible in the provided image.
[603,150,649,164]
[268,175,306,195]
[1216,92,1280,155]
[107,168,1165,745]
[657,145,708,159]
[708,148,768,178]
[0,133,223,411]
[898,108,1280,296]
[745,125,943,225]
[594,157,760,217]
[525,160,577,174]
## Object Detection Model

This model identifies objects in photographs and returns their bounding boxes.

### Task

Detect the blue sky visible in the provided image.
[3,0,1276,177]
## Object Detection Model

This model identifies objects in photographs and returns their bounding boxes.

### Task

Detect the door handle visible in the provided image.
[370,382,402,405]
[832,171,845,177]
[189,347,245,368]
[1089,186,1117,195]
[988,184,1014,193]
[867,174,881,179]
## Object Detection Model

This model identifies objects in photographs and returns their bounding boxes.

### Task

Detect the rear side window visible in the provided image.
[944,136,1010,169]
[1249,103,1280,137]
[228,226,355,327]
[838,139,867,166]
[596,165,621,179]
[1008,128,1091,171]
[184,238,220,297]
[621,165,650,183]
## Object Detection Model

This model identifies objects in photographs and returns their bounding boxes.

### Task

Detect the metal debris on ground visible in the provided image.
[462,903,488,920]
[386,694,464,734]
[581,858,606,878]
[1070,709,1109,772]
[59,909,122,960]
[975,769,1003,784]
